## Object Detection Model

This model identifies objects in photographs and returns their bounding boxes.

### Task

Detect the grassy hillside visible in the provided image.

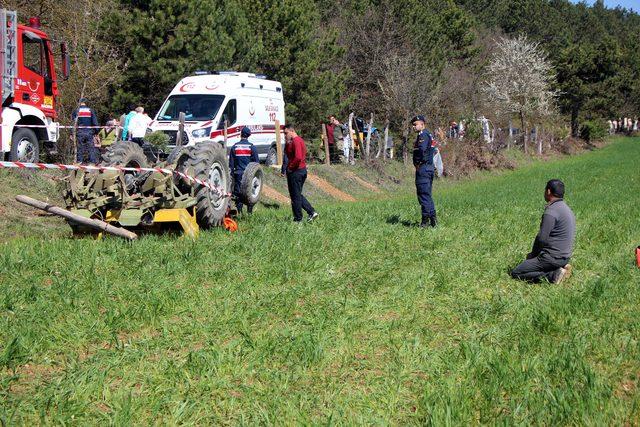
[1,138,639,424]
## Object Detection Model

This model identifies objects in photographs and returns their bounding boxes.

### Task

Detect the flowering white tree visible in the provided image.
[485,35,557,153]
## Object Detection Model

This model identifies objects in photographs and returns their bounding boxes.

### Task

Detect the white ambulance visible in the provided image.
[148,71,285,164]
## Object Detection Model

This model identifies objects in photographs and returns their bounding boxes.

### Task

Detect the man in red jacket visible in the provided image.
[281,124,319,222]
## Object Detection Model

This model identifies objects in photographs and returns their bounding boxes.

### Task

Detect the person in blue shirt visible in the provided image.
[121,105,137,141]
[229,127,259,214]
[72,98,99,163]
[412,115,437,228]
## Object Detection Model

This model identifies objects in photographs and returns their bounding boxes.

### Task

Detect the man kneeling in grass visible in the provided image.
[511,179,576,284]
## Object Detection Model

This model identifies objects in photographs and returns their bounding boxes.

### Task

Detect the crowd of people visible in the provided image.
[72,98,577,284]
[608,118,639,134]
[72,100,152,163]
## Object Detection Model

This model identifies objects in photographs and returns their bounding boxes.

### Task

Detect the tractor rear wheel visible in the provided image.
[187,141,230,228]
[102,141,150,191]
[102,140,149,168]
[239,162,263,206]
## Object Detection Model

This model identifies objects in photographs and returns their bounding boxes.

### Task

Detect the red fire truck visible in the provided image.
[1,9,69,162]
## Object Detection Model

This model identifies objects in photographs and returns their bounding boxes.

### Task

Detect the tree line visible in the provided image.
[6,0,640,145]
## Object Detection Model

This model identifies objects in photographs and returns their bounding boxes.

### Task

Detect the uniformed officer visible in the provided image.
[412,115,437,228]
[229,126,259,214]
[72,98,99,163]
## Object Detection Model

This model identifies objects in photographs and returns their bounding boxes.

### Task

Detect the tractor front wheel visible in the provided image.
[188,142,230,228]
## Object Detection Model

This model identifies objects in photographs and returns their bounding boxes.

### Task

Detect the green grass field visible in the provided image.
[1,138,639,424]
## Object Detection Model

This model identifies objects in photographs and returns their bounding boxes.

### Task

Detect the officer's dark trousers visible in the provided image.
[233,172,252,213]
[416,166,436,218]
[510,253,568,283]
[286,168,314,221]
[77,132,98,163]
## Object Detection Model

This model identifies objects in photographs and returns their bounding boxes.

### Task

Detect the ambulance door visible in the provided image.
[248,96,270,157]
[216,98,238,149]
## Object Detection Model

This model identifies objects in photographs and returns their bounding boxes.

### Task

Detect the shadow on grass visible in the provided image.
[259,201,282,210]
[386,214,418,228]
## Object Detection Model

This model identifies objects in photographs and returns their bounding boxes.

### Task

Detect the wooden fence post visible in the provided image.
[321,124,330,165]
[117,113,126,141]
[274,119,283,166]
[223,119,228,148]
[383,122,389,160]
[176,112,185,146]
[365,113,373,161]
[347,112,356,165]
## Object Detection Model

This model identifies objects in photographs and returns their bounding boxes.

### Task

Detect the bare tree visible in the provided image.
[377,53,436,164]
[7,0,125,159]
[484,35,557,154]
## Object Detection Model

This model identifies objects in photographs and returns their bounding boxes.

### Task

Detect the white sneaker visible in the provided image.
[308,212,319,222]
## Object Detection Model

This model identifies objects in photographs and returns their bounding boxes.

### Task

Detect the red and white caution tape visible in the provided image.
[0,161,230,198]
[2,123,118,130]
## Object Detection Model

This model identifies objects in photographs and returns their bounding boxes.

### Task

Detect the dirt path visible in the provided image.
[340,170,381,193]
[306,174,356,202]
[261,184,290,204]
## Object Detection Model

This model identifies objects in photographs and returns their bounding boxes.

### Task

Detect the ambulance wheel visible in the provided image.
[10,128,39,163]
[239,162,263,205]
[188,141,230,228]
[265,146,278,166]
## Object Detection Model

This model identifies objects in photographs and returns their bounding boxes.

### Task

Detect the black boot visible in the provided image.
[420,216,429,228]
[429,214,437,228]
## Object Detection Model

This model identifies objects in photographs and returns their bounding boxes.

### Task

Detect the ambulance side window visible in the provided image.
[218,99,237,129]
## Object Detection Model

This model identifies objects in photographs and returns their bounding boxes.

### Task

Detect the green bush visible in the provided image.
[579,120,608,142]
[144,131,170,152]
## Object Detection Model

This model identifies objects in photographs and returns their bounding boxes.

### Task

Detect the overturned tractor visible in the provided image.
[62,140,263,238]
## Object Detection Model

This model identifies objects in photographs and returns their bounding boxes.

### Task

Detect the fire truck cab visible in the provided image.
[1,9,69,162]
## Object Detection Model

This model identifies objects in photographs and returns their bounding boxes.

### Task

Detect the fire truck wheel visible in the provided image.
[10,128,39,163]
[188,142,230,228]
[265,146,278,166]
[239,162,263,205]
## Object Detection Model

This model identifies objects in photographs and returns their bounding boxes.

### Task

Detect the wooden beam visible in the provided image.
[16,195,138,240]
[321,124,330,165]
[274,119,283,166]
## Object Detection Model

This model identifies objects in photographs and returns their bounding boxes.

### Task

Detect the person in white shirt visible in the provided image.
[128,106,152,145]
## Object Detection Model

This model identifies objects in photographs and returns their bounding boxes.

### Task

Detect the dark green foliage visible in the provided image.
[579,119,608,142]
[108,0,347,134]
[12,0,638,141]
[453,0,640,135]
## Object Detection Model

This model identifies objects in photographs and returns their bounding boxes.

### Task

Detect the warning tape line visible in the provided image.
[2,123,121,130]
[0,161,230,198]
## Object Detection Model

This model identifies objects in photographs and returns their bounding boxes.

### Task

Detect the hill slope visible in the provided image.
[1,138,639,424]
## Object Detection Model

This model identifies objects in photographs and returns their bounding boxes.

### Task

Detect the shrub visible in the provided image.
[579,120,608,142]
[144,131,170,152]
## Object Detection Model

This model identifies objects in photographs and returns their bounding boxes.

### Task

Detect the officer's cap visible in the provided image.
[241,126,251,138]
[411,115,426,124]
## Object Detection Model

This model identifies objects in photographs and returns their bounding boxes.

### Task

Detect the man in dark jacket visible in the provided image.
[281,123,318,222]
[72,98,99,163]
[511,179,576,284]
[229,126,259,214]
[412,115,437,228]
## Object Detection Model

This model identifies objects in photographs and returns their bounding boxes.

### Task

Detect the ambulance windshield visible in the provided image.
[157,94,225,121]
